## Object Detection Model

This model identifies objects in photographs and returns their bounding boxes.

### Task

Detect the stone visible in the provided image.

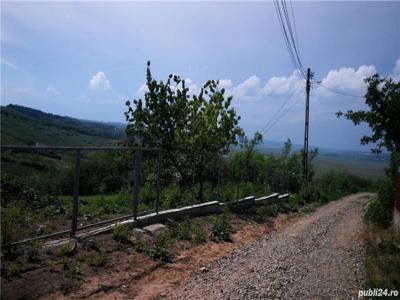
[143,223,168,235]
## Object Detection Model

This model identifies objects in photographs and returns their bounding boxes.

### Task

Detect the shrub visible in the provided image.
[364,180,395,228]
[85,251,108,267]
[112,223,131,243]
[148,232,172,263]
[365,227,400,291]
[210,210,232,242]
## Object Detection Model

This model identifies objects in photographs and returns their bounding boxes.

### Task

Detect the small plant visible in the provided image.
[130,233,145,252]
[22,241,41,262]
[364,180,395,228]
[148,232,172,263]
[112,223,131,243]
[303,204,317,214]
[6,258,25,277]
[63,259,83,279]
[192,220,206,244]
[84,251,108,267]
[210,210,232,242]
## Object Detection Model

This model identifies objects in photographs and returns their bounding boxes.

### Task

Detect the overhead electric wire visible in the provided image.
[274,0,306,78]
[281,0,305,75]
[314,81,364,98]
[262,89,305,135]
[260,84,304,135]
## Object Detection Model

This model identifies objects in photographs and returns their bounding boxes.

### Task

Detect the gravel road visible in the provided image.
[167,193,374,300]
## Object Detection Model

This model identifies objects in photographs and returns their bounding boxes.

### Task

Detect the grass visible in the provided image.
[364,226,400,297]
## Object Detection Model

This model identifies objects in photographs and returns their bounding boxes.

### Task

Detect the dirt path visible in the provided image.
[167,193,374,299]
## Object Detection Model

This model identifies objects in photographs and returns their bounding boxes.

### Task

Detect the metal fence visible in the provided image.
[1,145,162,246]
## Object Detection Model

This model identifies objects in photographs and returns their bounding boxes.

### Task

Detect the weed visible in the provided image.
[147,232,173,263]
[192,220,206,244]
[303,204,317,214]
[62,259,83,280]
[84,251,108,267]
[210,210,232,242]
[6,258,26,277]
[112,223,131,243]
[364,227,400,293]
[22,241,41,262]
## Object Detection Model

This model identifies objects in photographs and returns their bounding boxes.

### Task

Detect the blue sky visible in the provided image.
[1,1,399,151]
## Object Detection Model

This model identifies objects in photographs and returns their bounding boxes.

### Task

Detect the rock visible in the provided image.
[133,228,146,235]
[143,223,168,235]
[200,267,207,273]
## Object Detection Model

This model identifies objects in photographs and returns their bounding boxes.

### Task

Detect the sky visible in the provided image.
[1,1,399,151]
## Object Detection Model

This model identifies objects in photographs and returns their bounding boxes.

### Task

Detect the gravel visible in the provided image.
[167,193,374,300]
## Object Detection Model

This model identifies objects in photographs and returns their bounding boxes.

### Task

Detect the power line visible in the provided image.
[315,81,364,98]
[274,0,306,78]
[261,85,304,135]
[262,90,305,135]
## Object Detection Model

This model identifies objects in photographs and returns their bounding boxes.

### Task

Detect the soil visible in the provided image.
[1,193,373,300]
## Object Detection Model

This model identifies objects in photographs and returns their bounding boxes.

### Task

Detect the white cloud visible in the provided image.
[46,85,61,96]
[89,71,111,91]
[233,75,262,98]
[1,58,16,68]
[315,65,376,98]
[219,79,233,90]
[263,70,303,95]
[391,57,400,81]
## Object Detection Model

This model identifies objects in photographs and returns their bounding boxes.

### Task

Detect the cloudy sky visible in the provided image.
[1,1,399,151]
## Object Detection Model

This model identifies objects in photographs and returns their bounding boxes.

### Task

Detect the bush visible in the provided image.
[365,227,400,291]
[112,223,131,243]
[364,180,395,228]
[210,210,232,242]
[148,232,172,263]
[85,251,108,267]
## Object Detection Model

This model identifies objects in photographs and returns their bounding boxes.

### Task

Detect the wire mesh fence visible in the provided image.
[1,145,289,246]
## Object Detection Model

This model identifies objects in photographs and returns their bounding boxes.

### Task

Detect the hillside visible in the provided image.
[1,105,125,146]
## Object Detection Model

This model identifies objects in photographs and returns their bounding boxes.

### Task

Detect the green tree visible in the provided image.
[336,75,400,155]
[125,61,242,200]
[337,74,400,227]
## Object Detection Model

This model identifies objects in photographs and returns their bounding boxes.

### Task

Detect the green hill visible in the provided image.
[1,104,125,146]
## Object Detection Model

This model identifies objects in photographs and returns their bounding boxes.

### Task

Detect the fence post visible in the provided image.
[133,149,142,220]
[393,164,400,230]
[155,150,162,214]
[71,149,81,238]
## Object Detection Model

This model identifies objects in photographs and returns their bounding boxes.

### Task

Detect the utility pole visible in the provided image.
[303,68,312,181]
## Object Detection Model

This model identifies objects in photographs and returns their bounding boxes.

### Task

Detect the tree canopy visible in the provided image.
[125,61,243,198]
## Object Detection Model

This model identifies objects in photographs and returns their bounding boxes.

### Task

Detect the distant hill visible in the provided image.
[1,105,126,146]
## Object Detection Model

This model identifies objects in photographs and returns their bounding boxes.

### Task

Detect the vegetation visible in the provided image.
[112,223,131,244]
[210,210,233,242]
[125,61,242,200]
[337,74,399,228]
[1,104,124,146]
[364,227,400,295]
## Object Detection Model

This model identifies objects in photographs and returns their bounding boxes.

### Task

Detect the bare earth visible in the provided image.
[167,193,374,300]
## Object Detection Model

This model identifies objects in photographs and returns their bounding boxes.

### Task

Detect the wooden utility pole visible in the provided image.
[303,68,312,181]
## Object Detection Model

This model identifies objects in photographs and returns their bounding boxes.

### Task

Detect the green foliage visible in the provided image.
[125,61,242,201]
[364,180,395,228]
[210,210,232,242]
[84,251,108,267]
[168,218,206,244]
[62,259,83,280]
[1,202,30,245]
[148,232,173,263]
[6,258,26,277]
[1,104,124,146]
[112,223,131,243]
[365,227,400,293]
[337,75,400,154]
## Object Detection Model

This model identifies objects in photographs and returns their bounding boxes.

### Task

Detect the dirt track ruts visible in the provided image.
[167,193,374,299]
